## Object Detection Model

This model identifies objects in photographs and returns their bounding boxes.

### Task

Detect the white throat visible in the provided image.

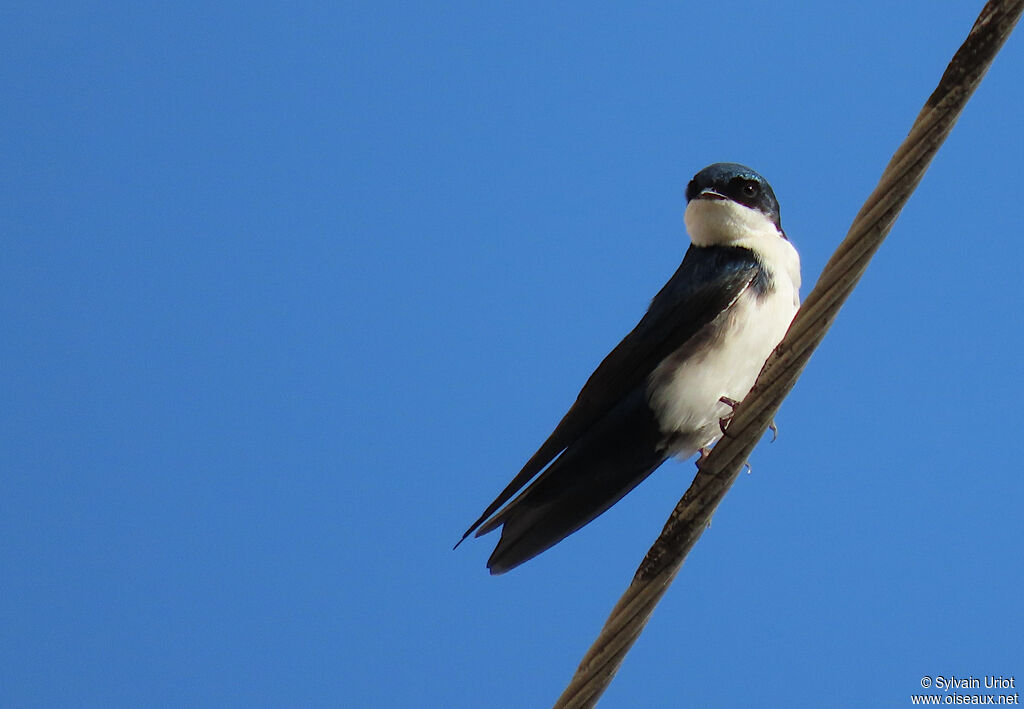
[683,198,801,291]
[684,198,777,246]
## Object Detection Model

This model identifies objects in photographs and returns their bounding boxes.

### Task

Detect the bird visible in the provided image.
[458,163,801,575]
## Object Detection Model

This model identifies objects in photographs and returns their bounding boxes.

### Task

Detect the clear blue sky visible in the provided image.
[3,2,1022,707]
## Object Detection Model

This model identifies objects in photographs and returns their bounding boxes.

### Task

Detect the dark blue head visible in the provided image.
[685,163,782,232]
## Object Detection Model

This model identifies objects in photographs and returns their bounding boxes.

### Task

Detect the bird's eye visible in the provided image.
[742,182,759,197]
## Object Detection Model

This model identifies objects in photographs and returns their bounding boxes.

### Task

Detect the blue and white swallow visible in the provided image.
[459,163,801,574]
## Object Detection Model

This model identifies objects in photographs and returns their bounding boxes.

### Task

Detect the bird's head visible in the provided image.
[684,163,786,246]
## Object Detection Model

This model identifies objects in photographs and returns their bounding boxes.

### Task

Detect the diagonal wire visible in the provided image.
[553,2,1024,707]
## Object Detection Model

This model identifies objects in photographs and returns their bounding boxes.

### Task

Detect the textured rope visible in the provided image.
[553,3,1024,706]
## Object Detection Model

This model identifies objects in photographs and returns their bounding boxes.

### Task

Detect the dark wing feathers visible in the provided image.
[457,245,762,548]
[484,387,667,573]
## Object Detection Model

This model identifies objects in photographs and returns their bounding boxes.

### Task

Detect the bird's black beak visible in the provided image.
[697,188,728,201]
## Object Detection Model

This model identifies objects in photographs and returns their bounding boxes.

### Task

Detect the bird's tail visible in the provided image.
[481,389,669,574]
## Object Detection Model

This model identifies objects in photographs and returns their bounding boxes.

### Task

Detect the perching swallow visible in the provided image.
[459,163,801,574]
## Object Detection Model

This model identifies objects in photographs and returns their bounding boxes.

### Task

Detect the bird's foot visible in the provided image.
[719,396,740,410]
[718,396,779,442]
[718,396,739,437]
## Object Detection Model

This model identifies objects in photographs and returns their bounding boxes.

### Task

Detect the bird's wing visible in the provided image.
[457,245,762,544]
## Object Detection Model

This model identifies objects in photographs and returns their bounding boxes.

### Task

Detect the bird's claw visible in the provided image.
[718,396,739,437]
[719,396,779,443]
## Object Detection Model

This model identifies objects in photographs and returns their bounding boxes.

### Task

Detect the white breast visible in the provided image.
[648,199,801,457]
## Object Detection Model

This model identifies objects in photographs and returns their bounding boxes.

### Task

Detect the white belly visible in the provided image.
[646,280,798,457]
